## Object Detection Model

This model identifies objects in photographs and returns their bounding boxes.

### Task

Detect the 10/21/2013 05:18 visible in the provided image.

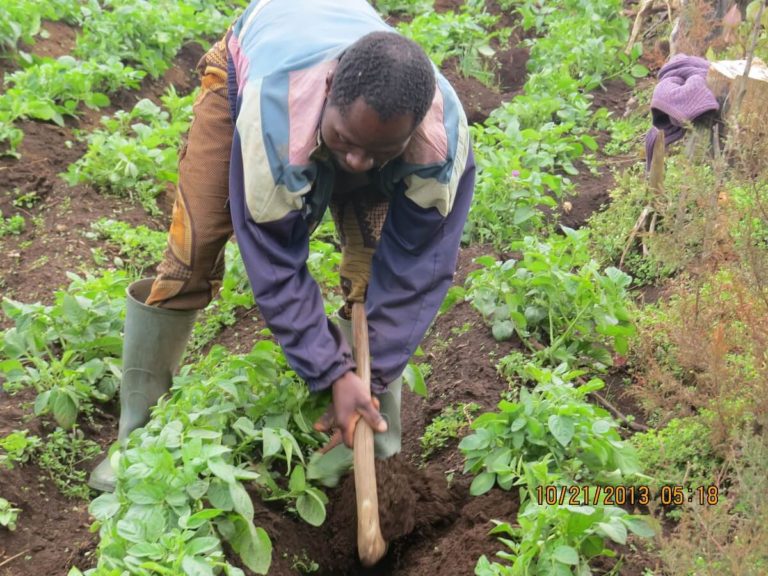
[536,484,720,507]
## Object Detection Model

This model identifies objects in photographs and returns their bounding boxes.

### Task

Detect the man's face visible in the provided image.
[320,95,415,174]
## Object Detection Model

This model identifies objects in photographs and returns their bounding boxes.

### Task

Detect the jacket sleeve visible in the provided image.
[366,147,476,392]
[228,128,355,392]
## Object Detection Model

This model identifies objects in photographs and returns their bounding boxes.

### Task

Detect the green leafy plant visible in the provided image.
[288,550,320,573]
[631,415,721,493]
[460,363,640,496]
[599,112,648,157]
[0,0,86,54]
[26,352,121,428]
[0,429,41,469]
[12,189,42,209]
[64,89,195,214]
[421,402,480,460]
[462,360,652,574]
[398,7,511,87]
[403,358,429,398]
[476,492,654,575]
[75,0,241,79]
[0,210,25,237]
[373,0,433,17]
[0,0,242,157]
[0,497,21,531]
[466,228,635,368]
[0,115,24,158]
[1,271,128,427]
[86,218,167,275]
[1,55,143,125]
[87,341,331,575]
[36,427,102,499]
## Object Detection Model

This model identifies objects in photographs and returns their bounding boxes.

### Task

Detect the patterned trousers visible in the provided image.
[147,37,387,317]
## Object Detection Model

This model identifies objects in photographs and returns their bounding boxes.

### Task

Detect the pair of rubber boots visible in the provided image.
[88,279,401,492]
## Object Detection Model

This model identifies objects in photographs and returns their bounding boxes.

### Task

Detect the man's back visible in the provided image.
[232,0,390,78]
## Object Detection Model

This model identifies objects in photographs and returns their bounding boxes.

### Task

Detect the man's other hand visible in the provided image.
[313,370,387,450]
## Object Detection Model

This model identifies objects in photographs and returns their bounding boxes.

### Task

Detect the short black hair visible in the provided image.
[329,31,436,126]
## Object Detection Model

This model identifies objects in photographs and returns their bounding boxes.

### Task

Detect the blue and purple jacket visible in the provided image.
[226,0,475,393]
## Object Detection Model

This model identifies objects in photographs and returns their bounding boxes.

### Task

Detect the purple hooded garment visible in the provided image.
[645,54,720,168]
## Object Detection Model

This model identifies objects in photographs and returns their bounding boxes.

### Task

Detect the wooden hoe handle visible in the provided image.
[351,302,388,567]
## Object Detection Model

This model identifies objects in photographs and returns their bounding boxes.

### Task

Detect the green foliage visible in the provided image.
[596,111,648,157]
[306,223,344,315]
[1,427,100,500]
[22,351,121,428]
[12,189,43,209]
[463,361,652,575]
[0,115,24,158]
[87,218,167,276]
[398,5,511,87]
[460,363,640,495]
[0,429,41,469]
[420,402,479,460]
[476,496,654,575]
[587,160,713,285]
[0,0,243,156]
[466,228,635,368]
[631,416,720,492]
[75,0,241,79]
[467,99,599,244]
[1,271,128,427]
[0,0,87,54]
[526,21,645,90]
[0,497,21,531]
[728,180,768,252]
[288,551,320,573]
[1,3,43,51]
[0,55,143,155]
[466,0,647,246]
[587,167,648,269]
[0,210,25,236]
[373,0,433,16]
[64,89,194,214]
[403,359,429,398]
[37,427,102,499]
[507,0,639,89]
[1,55,144,125]
[87,341,330,575]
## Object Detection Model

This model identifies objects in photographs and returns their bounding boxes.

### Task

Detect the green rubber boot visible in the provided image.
[88,279,197,492]
[307,314,402,487]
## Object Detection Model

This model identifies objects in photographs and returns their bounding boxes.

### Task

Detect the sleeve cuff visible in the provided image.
[306,354,357,393]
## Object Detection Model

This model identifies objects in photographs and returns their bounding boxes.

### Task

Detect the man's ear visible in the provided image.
[325,71,333,96]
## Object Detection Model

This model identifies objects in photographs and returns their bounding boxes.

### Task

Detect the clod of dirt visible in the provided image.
[334,454,455,545]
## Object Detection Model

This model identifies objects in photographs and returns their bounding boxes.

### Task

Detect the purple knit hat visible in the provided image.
[645,54,720,167]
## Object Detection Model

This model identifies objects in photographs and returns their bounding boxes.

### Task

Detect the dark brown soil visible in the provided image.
[0,389,114,576]
[0,6,659,576]
[558,79,637,230]
[0,35,203,319]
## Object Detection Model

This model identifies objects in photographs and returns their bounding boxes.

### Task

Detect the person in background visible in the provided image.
[89,0,475,492]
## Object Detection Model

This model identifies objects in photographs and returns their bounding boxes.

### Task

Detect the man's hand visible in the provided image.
[313,370,387,451]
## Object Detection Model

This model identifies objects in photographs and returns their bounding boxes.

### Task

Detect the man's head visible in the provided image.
[320,31,436,173]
